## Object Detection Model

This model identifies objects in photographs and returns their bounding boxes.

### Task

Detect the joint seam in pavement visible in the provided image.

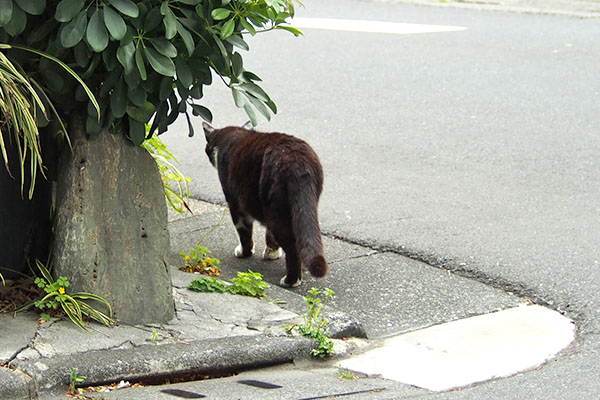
[323,229,582,330]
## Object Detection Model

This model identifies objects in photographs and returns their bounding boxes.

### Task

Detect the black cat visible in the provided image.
[203,122,328,287]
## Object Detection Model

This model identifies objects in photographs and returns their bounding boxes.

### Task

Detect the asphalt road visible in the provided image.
[163,0,600,397]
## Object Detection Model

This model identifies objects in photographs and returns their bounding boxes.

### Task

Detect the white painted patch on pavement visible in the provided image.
[289,17,467,35]
[339,305,575,391]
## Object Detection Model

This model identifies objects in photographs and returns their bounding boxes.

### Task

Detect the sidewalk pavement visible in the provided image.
[377,0,600,18]
[0,199,576,399]
[0,203,367,400]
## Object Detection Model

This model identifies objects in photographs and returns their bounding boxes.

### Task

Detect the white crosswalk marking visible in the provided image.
[289,17,467,34]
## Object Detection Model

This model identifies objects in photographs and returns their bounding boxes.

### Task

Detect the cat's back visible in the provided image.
[235,130,322,173]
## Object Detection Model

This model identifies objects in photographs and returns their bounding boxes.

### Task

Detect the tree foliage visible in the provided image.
[0,0,301,147]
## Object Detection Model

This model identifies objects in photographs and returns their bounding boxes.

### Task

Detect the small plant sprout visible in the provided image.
[291,287,335,358]
[151,328,159,345]
[338,368,358,380]
[69,367,86,396]
[179,244,221,275]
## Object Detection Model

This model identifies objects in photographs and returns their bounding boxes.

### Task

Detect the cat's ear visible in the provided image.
[242,120,254,130]
[203,122,215,141]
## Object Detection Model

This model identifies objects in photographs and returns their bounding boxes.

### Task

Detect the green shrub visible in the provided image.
[0,0,300,142]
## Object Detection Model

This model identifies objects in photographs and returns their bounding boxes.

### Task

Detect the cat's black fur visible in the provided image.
[203,122,327,287]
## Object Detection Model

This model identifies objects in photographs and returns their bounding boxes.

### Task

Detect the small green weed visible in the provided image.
[188,270,269,298]
[68,367,86,397]
[189,276,229,293]
[151,328,159,345]
[179,244,221,276]
[338,368,358,380]
[229,270,269,297]
[290,287,335,359]
[39,313,51,323]
[16,261,115,330]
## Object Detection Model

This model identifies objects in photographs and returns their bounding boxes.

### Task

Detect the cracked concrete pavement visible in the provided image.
[0,266,322,397]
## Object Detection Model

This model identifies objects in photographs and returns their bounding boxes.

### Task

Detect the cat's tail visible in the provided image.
[289,183,328,278]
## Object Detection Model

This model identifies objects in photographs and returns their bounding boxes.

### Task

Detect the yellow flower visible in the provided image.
[58,287,65,294]
[184,255,191,261]
[205,258,211,263]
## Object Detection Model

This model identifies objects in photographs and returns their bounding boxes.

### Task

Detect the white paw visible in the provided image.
[262,247,283,260]
[234,243,255,258]
[280,275,302,288]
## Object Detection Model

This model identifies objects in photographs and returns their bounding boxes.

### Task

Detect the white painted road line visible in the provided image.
[289,17,467,34]
[339,305,575,391]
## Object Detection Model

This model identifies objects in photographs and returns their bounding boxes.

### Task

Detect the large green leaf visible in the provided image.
[15,0,44,15]
[176,21,194,56]
[243,103,258,126]
[226,34,249,51]
[86,114,102,136]
[103,5,126,40]
[175,58,192,88]
[150,38,177,58]
[144,6,162,32]
[231,52,243,78]
[220,18,235,39]
[127,101,155,123]
[135,47,147,80]
[144,47,175,77]
[211,8,231,20]
[127,85,146,107]
[245,92,271,121]
[191,104,212,123]
[159,77,173,101]
[107,0,139,18]
[60,10,87,48]
[87,9,109,52]
[240,18,256,35]
[232,87,245,108]
[239,82,270,102]
[128,117,145,145]
[0,0,13,27]
[110,81,127,118]
[29,19,54,43]
[4,3,26,36]
[162,7,177,39]
[116,42,135,74]
[54,0,83,22]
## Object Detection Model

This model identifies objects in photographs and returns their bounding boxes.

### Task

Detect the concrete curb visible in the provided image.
[8,335,313,397]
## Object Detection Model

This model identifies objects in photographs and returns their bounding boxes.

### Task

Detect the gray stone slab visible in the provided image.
[0,312,39,363]
[0,367,34,400]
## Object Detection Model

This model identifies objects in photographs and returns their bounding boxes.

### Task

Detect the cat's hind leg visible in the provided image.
[231,212,255,258]
[263,230,283,260]
[279,243,302,288]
